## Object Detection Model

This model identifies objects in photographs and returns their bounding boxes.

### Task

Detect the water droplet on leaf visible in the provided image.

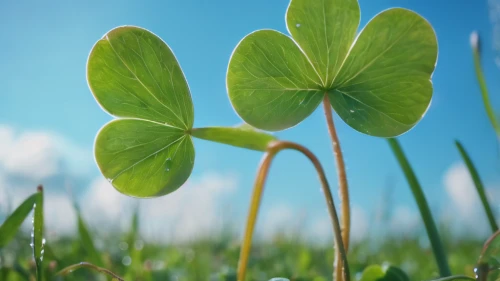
[296,23,301,27]
[165,158,172,172]
[350,110,355,113]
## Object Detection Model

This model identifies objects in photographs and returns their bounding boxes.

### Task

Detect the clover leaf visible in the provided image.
[359,264,409,281]
[88,26,275,198]
[227,0,438,137]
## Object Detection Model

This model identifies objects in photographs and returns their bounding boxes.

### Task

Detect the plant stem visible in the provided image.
[237,140,349,281]
[322,94,350,281]
[388,138,451,277]
[471,31,500,138]
[455,140,499,232]
[56,262,124,281]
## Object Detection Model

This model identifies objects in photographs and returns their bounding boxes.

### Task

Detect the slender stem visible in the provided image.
[322,94,350,281]
[471,31,500,137]
[237,140,349,281]
[426,275,475,281]
[388,138,451,277]
[56,262,124,281]
[456,140,498,232]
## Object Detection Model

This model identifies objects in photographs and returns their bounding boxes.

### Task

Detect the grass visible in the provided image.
[0,227,485,281]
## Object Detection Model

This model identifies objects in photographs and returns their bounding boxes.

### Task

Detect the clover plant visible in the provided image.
[226,0,437,279]
[87,26,276,198]
[81,0,438,279]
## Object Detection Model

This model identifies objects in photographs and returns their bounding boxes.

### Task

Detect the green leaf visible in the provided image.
[456,140,498,232]
[88,26,195,197]
[286,0,360,87]
[227,30,324,131]
[33,186,44,281]
[0,193,38,247]
[88,26,193,130]
[191,125,277,151]
[358,265,385,281]
[227,4,437,137]
[358,265,409,281]
[329,8,437,137]
[95,119,194,197]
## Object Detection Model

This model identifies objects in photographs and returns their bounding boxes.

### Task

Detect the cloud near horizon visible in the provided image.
[2,124,499,245]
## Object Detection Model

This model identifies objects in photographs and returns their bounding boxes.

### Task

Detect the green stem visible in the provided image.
[426,275,475,281]
[455,140,499,232]
[388,138,451,277]
[471,31,500,137]
[237,140,349,281]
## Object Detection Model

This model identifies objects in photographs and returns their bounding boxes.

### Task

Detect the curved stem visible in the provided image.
[56,262,124,281]
[237,140,349,281]
[322,94,350,281]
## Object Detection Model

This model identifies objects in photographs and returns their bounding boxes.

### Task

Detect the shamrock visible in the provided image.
[227,0,438,137]
[88,26,275,198]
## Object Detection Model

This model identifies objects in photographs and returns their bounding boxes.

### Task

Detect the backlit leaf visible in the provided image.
[88,26,195,197]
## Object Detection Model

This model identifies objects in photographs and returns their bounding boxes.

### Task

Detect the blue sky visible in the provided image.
[1,0,500,237]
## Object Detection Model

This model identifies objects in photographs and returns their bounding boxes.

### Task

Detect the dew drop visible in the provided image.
[122,256,132,266]
[42,238,46,245]
[106,178,113,183]
[165,158,172,172]
[350,110,355,113]
[30,243,34,248]
[296,23,301,28]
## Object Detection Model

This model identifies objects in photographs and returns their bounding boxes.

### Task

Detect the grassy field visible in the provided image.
[0,228,485,281]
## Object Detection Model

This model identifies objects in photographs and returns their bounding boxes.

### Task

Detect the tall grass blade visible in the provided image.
[33,185,44,281]
[0,193,39,247]
[388,138,451,277]
[456,140,499,232]
[470,31,500,138]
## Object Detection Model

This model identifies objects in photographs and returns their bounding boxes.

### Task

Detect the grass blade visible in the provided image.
[33,185,44,281]
[0,193,39,247]
[56,262,124,281]
[456,140,499,232]
[66,181,104,266]
[470,31,500,138]
[75,204,104,266]
[388,138,451,277]
[426,275,475,281]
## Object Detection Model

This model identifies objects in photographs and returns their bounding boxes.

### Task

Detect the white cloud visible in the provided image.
[444,163,479,216]
[259,204,305,240]
[82,172,238,243]
[443,162,494,236]
[390,205,420,236]
[351,205,368,243]
[0,125,92,181]
[310,205,368,244]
